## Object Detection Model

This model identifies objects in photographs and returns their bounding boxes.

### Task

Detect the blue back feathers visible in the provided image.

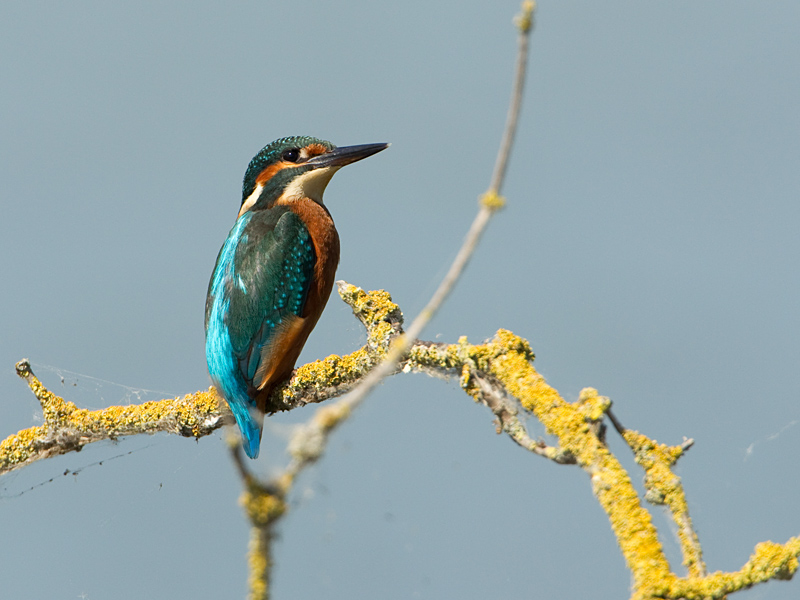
[205,204,316,458]
[207,135,364,459]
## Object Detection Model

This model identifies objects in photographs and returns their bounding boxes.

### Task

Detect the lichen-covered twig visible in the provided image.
[0,283,403,476]
[409,338,575,463]
[231,314,800,600]
[232,286,409,598]
[5,282,799,598]
[230,11,541,583]
[3,362,223,474]
[609,407,706,578]
[231,439,286,600]
[5,0,798,596]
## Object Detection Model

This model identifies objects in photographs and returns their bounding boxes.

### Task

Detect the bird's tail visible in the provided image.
[229,403,263,459]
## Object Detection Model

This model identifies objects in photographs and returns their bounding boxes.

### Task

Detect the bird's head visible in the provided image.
[239,136,388,217]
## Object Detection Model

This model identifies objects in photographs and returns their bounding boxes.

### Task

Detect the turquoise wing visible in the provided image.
[205,208,315,457]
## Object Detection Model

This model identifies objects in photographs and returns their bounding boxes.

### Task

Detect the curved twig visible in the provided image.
[324,0,537,416]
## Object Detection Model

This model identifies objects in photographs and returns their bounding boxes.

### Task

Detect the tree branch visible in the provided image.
[609,408,705,578]
[4,2,798,598]
[6,282,799,598]
[225,296,800,600]
[1,283,403,476]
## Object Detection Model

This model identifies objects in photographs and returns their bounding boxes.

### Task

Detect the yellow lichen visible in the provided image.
[240,487,286,528]
[480,190,506,211]
[483,330,672,589]
[577,388,610,422]
[666,538,800,598]
[247,529,272,600]
[7,289,800,600]
[0,426,43,470]
[288,346,373,396]
[514,0,536,33]
[338,284,401,327]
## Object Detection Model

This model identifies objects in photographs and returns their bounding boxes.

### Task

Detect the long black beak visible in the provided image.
[306,142,389,168]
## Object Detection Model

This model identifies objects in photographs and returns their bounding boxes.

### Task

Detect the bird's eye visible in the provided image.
[282,149,301,163]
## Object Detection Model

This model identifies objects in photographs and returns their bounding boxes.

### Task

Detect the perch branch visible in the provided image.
[6,284,799,599]
[231,315,800,600]
[1,283,403,476]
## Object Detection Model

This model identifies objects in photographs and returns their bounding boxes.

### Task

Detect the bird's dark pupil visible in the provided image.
[283,149,300,162]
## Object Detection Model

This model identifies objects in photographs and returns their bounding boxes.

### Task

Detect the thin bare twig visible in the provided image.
[326,1,537,416]
[472,372,575,464]
[490,0,534,193]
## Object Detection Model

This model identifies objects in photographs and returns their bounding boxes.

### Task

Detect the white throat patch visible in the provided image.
[281,166,341,203]
[239,183,264,218]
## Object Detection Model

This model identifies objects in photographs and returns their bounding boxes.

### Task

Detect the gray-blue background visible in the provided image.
[2,2,799,598]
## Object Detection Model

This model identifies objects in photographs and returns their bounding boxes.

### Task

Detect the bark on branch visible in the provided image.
[4,282,799,600]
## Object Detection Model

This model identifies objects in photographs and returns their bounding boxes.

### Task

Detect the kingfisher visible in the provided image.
[205,136,388,458]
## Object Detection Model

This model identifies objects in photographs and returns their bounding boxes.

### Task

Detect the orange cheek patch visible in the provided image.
[255,161,293,186]
[304,143,328,157]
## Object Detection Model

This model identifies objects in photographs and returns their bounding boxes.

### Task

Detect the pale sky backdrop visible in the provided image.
[2,2,799,599]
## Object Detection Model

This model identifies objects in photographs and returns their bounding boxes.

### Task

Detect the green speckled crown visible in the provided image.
[242,136,334,200]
